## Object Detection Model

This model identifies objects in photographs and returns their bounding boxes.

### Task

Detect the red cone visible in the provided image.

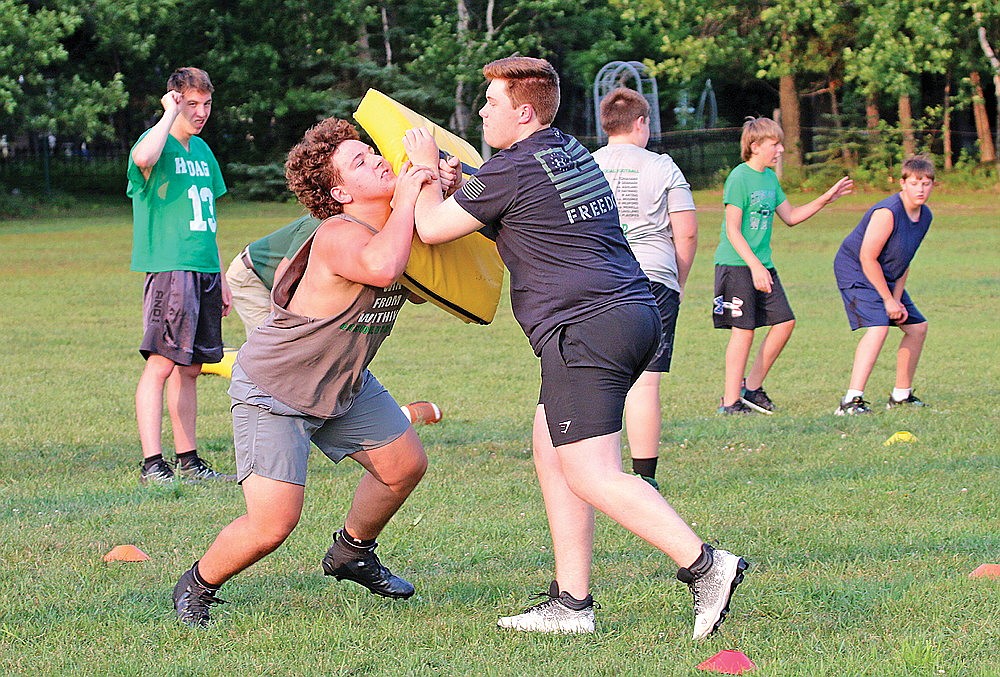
[970,563,1000,579]
[697,650,757,674]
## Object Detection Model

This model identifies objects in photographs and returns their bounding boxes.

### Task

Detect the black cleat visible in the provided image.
[173,566,226,627]
[321,538,415,599]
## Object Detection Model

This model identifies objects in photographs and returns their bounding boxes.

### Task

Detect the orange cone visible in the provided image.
[970,563,1000,579]
[697,650,757,674]
[103,545,150,562]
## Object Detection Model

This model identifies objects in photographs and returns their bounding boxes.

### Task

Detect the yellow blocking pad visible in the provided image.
[354,89,504,325]
[200,350,236,378]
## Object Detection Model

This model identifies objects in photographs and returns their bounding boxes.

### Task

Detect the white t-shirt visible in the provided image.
[592,143,696,291]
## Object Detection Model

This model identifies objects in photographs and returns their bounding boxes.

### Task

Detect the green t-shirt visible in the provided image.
[246,215,322,289]
[128,132,227,273]
[713,163,786,268]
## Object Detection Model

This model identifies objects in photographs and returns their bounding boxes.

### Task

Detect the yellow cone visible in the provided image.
[884,430,918,446]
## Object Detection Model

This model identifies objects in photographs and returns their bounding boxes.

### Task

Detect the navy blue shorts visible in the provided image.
[646,281,681,372]
[140,271,224,365]
[538,303,660,447]
[839,284,926,330]
[713,265,795,330]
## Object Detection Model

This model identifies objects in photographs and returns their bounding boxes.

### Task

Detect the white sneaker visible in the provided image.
[497,581,596,634]
[677,547,748,640]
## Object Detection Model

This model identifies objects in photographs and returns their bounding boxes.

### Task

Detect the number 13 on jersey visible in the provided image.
[187,185,217,232]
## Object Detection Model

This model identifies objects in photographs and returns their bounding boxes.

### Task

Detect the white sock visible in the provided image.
[844,389,863,404]
[892,387,911,402]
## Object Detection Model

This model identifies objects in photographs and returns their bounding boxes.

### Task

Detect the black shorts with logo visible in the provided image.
[712,264,795,330]
[140,270,224,365]
[538,303,660,447]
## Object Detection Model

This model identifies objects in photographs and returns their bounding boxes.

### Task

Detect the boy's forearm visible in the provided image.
[131,113,176,170]
[860,257,894,302]
[671,210,698,289]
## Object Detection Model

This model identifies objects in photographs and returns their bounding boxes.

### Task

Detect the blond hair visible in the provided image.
[740,116,783,161]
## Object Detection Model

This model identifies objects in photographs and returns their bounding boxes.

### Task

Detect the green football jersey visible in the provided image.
[128,132,227,272]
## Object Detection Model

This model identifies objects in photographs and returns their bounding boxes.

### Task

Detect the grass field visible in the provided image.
[1,189,997,675]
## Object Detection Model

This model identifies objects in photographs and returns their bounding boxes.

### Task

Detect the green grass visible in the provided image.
[1,190,998,675]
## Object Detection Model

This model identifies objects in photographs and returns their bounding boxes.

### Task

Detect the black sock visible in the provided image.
[338,528,376,551]
[176,450,198,468]
[192,561,220,592]
[142,454,164,471]
[632,457,658,479]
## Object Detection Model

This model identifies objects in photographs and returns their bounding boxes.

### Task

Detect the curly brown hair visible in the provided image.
[285,118,361,219]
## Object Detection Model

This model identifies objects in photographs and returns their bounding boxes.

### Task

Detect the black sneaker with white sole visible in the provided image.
[740,386,775,414]
[139,458,176,484]
[886,393,928,409]
[718,399,754,415]
[835,396,872,416]
[178,457,237,482]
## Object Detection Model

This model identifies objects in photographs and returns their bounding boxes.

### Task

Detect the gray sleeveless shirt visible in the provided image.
[237,214,407,418]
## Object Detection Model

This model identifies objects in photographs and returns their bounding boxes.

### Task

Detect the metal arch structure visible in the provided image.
[593,61,660,143]
[695,79,718,130]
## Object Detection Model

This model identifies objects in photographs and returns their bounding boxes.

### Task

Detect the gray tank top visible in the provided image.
[238,214,407,418]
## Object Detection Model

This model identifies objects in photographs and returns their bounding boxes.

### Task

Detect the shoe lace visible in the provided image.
[180,585,226,619]
[143,458,176,476]
[521,587,599,613]
[183,458,223,477]
[853,396,870,409]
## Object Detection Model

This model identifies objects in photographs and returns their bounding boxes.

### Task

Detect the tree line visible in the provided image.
[2,0,998,177]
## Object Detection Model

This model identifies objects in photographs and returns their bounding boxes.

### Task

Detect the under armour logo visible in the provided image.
[713,295,744,317]
[559,420,572,434]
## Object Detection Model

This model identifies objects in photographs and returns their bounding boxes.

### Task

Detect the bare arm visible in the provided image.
[218,246,232,317]
[131,91,182,180]
[353,164,438,287]
[858,208,907,322]
[724,204,772,293]
[403,128,487,244]
[670,209,698,292]
[775,176,854,226]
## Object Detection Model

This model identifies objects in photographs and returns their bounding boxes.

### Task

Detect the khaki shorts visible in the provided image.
[228,362,409,485]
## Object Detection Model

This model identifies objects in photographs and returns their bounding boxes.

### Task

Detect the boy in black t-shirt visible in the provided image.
[405,56,748,639]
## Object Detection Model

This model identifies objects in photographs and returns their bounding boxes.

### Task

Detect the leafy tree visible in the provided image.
[0,0,126,141]
[844,0,954,157]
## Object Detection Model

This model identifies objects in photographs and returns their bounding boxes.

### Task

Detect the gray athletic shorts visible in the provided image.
[140,270,224,365]
[228,362,410,486]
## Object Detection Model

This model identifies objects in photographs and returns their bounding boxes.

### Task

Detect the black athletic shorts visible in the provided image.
[646,281,681,373]
[140,271,224,365]
[538,303,660,447]
[712,264,795,330]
